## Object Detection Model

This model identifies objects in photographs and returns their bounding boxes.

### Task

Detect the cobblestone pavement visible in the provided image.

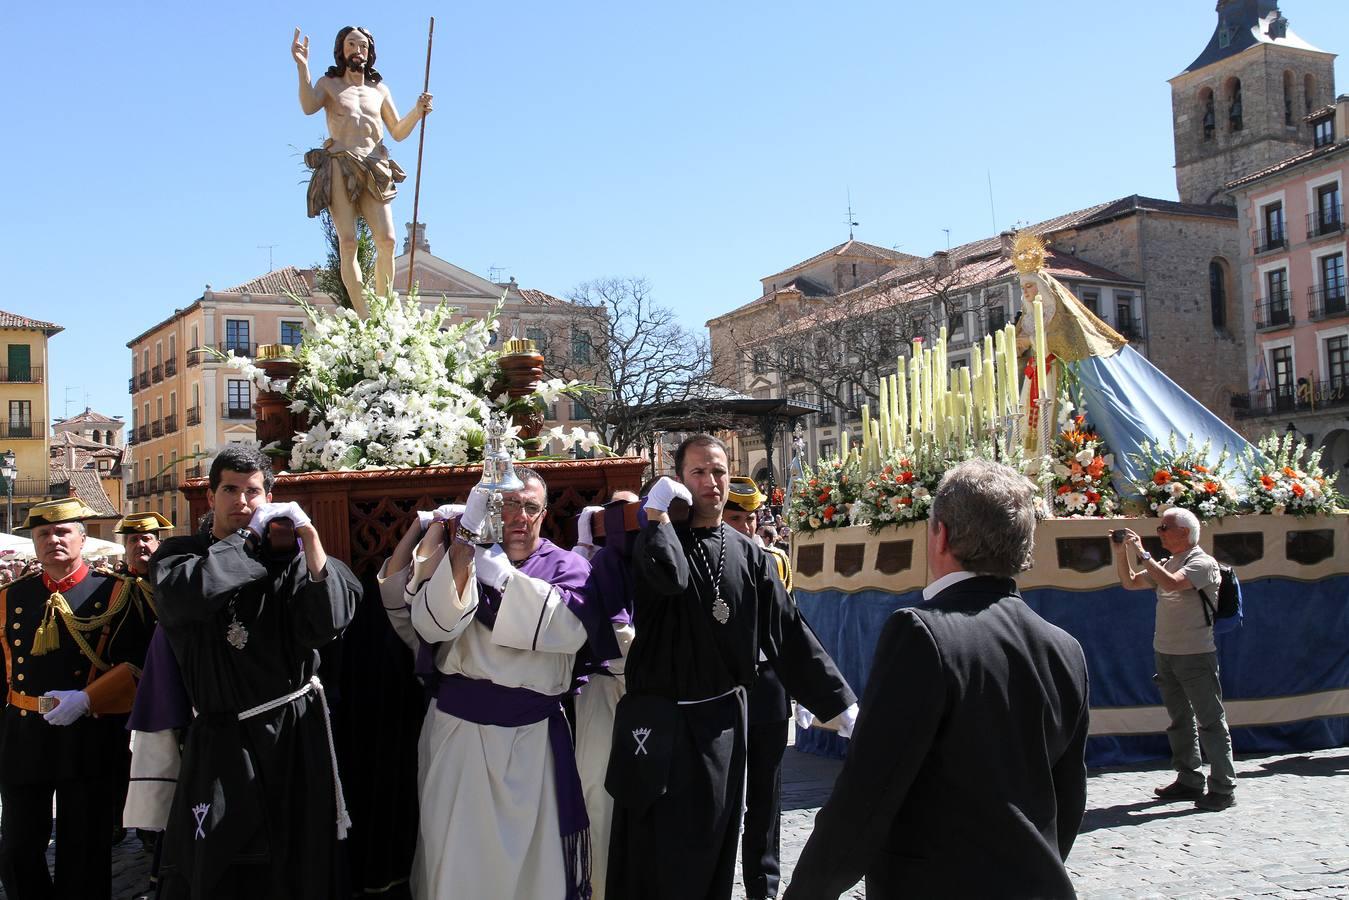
[742,744,1349,900]
[4,745,1345,899]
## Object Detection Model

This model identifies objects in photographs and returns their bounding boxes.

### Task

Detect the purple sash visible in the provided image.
[435,674,591,900]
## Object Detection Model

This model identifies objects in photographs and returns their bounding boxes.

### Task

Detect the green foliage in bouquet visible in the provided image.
[1130,434,1242,521]
[785,453,865,532]
[1242,431,1344,516]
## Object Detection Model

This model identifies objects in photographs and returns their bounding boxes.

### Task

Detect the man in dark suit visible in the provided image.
[783,459,1090,900]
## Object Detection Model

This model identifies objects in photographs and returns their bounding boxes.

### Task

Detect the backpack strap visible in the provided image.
[1197,587,1216,626]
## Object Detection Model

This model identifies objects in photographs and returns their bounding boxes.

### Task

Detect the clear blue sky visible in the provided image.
[11,1,1348,424]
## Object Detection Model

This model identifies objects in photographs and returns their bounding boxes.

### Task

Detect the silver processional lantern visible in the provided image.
[475,411,526,545]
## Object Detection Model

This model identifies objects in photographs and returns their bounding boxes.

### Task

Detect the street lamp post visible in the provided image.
[0,450,16,534]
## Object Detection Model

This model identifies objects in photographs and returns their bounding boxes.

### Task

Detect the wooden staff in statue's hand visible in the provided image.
[293,25,432,318]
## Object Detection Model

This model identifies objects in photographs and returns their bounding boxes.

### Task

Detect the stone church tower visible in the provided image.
[1170,1,1336,205]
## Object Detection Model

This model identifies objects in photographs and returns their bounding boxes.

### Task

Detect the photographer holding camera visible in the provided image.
[1111,508,1236,811]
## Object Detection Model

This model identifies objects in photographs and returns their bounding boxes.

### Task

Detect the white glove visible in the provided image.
[574,505,605,560]
[41,689,90,726]
[418,503,466,531]
[837,702,860,739]
[643,477,692,514]
[473,543,513,592]
[459,486,492,537]
[248,501,310,535]
[794,703,814,731]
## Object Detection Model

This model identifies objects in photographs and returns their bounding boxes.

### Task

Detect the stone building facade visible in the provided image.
[706,2,1349,483]
[1170,0,1336,205]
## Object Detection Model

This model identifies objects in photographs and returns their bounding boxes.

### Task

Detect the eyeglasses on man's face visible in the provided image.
[1157,522,1175,532]
[502,499,547,520]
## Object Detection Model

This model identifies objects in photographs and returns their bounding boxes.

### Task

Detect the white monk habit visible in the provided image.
[379,537,594,900]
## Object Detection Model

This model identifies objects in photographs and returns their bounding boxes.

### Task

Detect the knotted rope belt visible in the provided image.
[236,675,351,839]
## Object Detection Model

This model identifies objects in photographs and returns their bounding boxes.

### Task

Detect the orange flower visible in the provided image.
[818,491,831,503]
[1195,465,1209,474]
[1086,490,1101,503]
[882,465,894,475]
[1087,457,1106,478]
[1283,466,1298,478]
[1204,481,1219,494]
[1070,461,1084,476]
[899,497,913,506]
[1074,415,1085,426]
[899,471,914,484]
[822,505,836,521]
[1292,483,1306,498]
[1153,471,1171,485]
[1057,484,1073,495]
[1178,469,1193,478]
[809,479,818,488]
[1260,475,1276,489]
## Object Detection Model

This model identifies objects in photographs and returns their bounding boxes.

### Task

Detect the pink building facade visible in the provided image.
[1230,97,1349,488]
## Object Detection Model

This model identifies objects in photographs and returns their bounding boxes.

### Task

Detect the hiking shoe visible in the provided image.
[1153,780,1205,801]
[1196,791,1237,811]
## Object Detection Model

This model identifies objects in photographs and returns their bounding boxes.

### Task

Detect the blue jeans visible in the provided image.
[1154,651,1236,794]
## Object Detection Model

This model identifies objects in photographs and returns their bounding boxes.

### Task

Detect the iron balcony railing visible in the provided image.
[219,341,256,357]
[165,357,178,376]
[1255,227,1287,254]
[1307,206,1344,240]
[1231,379,1349,419]
[138,371,150,389]
[0,422,37,439]
[1308,285,1348,320]
[186,351,202,367]
[0,366,43,383]
[151,420,164,438]
[185,465,203,479]
[1115,317,1144,341]
[1255,295,1294,330]
[186,406,201,426]
[128,376,137,394]
[222,404,254,419]
[152,365,163,383]
[164,414,178,434]
[6,478,54,498]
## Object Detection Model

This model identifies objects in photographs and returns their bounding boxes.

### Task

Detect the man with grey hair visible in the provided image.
[1113,505,1234,811]
[0,498,157,899]
[784,459,1089,899]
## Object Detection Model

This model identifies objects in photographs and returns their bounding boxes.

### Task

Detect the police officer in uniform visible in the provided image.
[0,499,158,899]
[723,476,797,900]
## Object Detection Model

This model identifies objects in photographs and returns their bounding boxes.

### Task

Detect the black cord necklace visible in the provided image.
[691,524,729,624]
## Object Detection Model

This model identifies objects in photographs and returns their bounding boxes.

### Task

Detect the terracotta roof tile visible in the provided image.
[1225,140,1349,191]
[48,469,119,518]
[54,408,123,427]
[219,266,314,297]
[0,309,63,335]
[714,194,1228,325]
[516,288,567,306]
[765,240,920,281]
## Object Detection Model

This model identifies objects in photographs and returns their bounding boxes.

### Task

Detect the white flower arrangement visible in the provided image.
[219,288,605,471]
[1037,398,1119,518]
[1242,432,1343,516]
[1130,434,1242,521]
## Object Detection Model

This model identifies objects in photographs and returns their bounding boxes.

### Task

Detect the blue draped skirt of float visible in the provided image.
[795,576,1349,767]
